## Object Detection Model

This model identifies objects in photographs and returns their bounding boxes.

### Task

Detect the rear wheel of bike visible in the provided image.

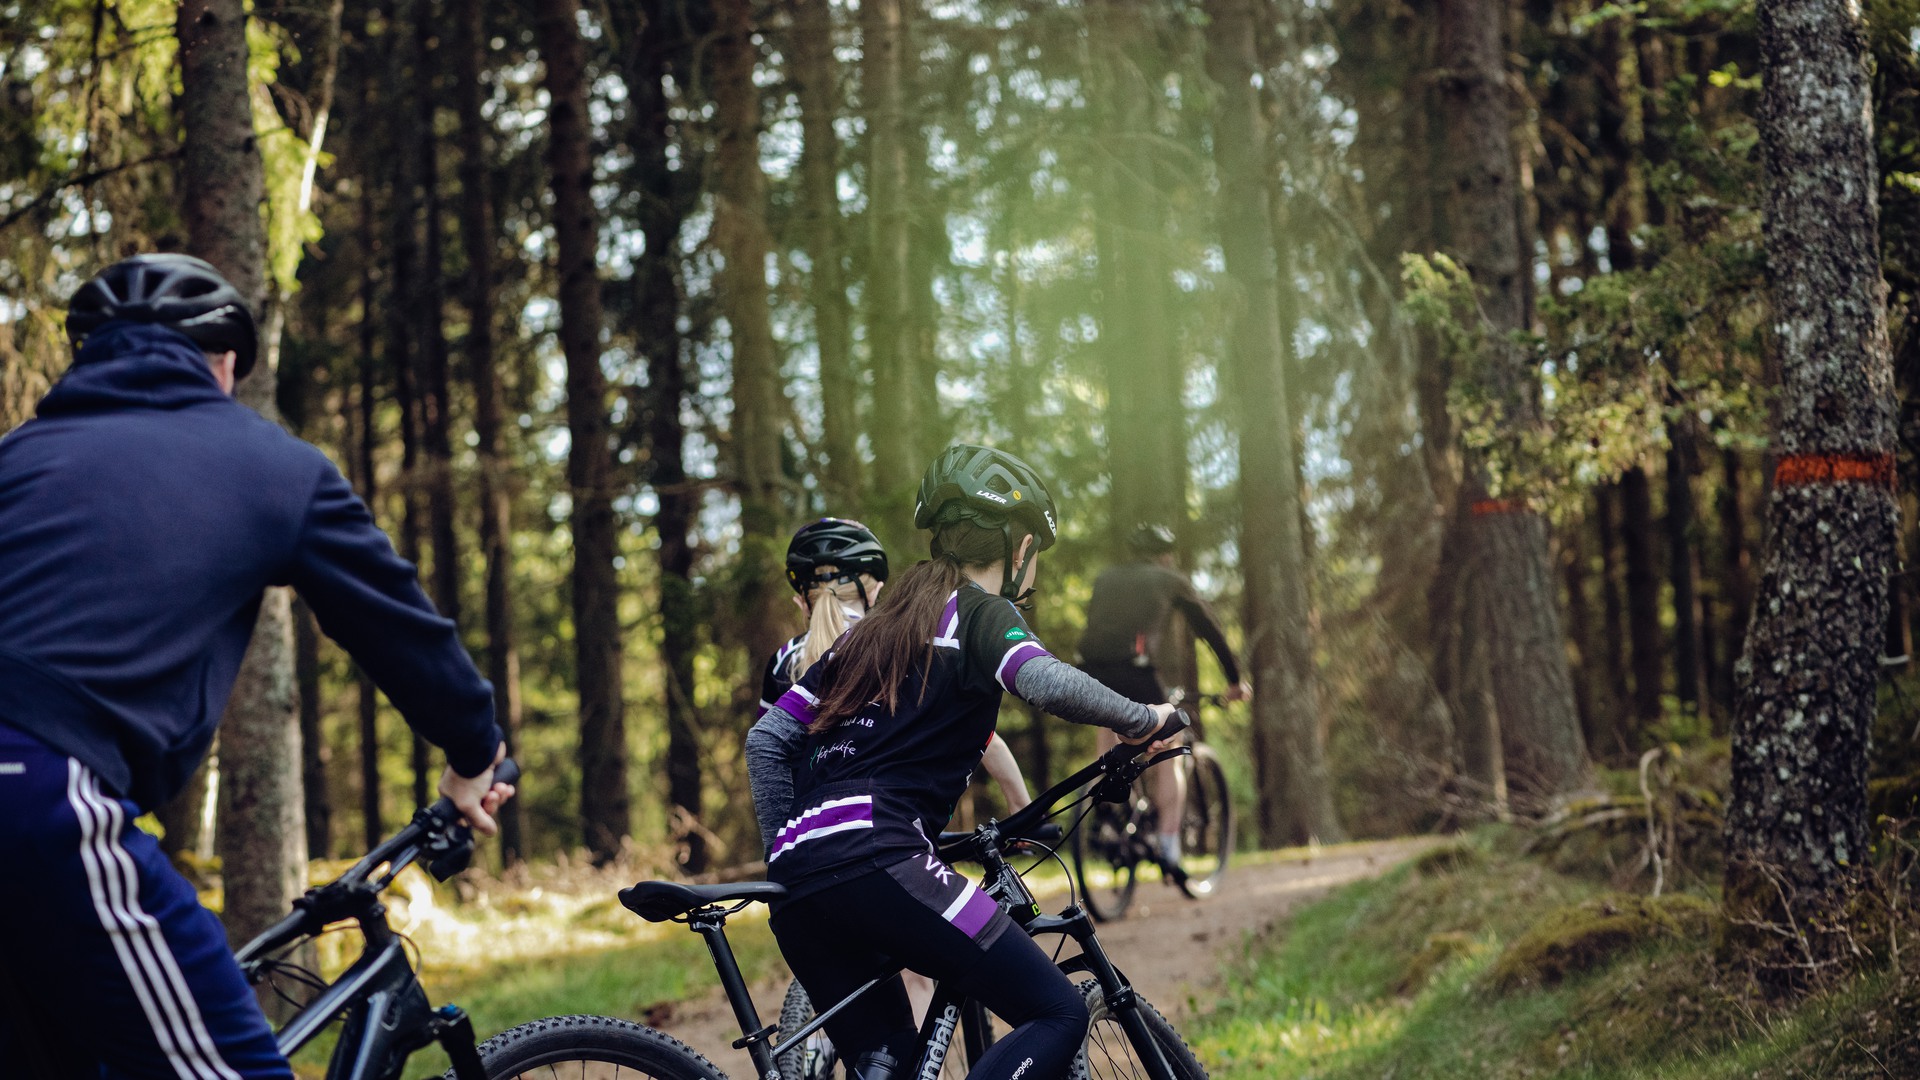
[1073,797,1140,922]
[778,980,839,1080]
[462,1014,726,1079]
[1175,744,1233,900]
[776,978,992,1079]
[1070,979,1209,1079]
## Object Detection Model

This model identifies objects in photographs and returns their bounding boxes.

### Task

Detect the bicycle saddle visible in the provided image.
[618,879,789,922]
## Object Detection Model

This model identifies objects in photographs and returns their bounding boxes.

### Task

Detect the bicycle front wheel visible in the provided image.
[1176,745,1233,900]
[1073,798,1139,922]
[460,1014,727,1080]
[1071,979,1208,1080]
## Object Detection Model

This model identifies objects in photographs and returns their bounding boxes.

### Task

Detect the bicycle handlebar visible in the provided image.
[236,758,519,964]
[945,710,1190,862]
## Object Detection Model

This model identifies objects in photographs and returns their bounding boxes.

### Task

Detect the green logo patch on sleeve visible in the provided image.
[1004,627,1029,641]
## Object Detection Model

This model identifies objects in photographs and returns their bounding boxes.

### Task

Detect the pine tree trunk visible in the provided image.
[1716,447,1754,707]
[792,0,860,505]
[177,0,309,966]
[451,0,523,864]
[1622,464,1663,732]
[1594,484,1630,753]
[1435,0,1590,806]
[1204,0,1342,846]
[294,598,329,859]
[1665,382,1708,717]
[1559,528,1600,753]
[713,0,790,676]
[355,165,384,852]
[615,0,707,874]
[380,0,432,813]
[413,0,463,646]
[539,0,629,864]
[1089,0,1186,549]
[860,0,916,547]
[1724,0,1896,986]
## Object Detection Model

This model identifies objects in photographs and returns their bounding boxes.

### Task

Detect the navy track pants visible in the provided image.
[0,723,292,1079]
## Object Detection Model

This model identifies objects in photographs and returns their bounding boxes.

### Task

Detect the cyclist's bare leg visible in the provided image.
[1151,749,1187,863]
[1095,727,1186,868]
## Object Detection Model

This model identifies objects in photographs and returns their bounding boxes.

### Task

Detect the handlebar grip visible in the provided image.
[493,757,520,787]
[1149,708,1191,744]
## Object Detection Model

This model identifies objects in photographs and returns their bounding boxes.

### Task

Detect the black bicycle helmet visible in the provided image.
[67,254,259,379]
[913,444,1058,551]
[786,517,889,596]
[1128,523,1178,556]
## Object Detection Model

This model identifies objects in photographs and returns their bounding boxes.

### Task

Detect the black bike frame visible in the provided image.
[689,719,1196,1080]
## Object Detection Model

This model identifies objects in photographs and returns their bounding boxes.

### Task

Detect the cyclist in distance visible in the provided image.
[0,255,514,1079]
[746,444,1177,1080]
[1079,523,1251,873]
[767,517,1034,1027]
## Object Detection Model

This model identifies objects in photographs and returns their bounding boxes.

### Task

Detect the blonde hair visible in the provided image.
[797,572,883,674]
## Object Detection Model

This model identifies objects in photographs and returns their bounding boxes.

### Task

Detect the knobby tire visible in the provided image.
[456,1013,726,1080]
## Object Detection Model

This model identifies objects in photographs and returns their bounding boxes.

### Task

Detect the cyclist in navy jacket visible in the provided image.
[746,446,1175,1080]
[0,255,512,1079]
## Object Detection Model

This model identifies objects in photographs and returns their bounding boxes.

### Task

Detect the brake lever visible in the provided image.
[1142,746,1192,770]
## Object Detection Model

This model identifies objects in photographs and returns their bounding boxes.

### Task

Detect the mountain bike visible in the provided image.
[1071,692,1234,921]
[231,760,704,1080]
[467,713,1209,1079]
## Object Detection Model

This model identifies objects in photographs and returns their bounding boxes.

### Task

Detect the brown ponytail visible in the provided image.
[811,520,1018,727]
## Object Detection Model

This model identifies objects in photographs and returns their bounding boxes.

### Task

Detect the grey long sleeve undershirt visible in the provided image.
[743,655,1158,858]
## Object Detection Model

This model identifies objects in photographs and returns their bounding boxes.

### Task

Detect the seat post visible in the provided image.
[688,909,779,1071]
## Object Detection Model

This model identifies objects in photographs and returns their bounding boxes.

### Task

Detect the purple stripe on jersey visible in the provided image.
[933,591,961,646]
[774,687,820,728]
[950,887,999,939]
[995,641,1053,691]
[771,799,874,853]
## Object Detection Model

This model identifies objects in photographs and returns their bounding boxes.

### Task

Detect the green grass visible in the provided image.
[1188,832,1920,1079]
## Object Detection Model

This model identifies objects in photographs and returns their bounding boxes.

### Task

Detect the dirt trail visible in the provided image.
[653,838,1434,1072]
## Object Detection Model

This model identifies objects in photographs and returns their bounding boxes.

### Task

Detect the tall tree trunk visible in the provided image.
[414,0,463,645]
[1665,385,1707,717]
[1594,484,1630,755]
[451,0,523,864]
[294,597,329,859]
[1435,0,1590,805]
[712,0,790,674]
[1089,0,1185,551]
[860,0,915,548]
[1621,464,1663,732]
[539,0,629,864]
[1715,446,1754,708]
[791,0,860,505]
[380,0,432,813]
[177,0,308,981]
[1559,528,1600,753]
[1204,0,1343,846]
[354,138,384,851]
[1724,0,1896,984]
[451,0,521,860]
[614,0,708,873]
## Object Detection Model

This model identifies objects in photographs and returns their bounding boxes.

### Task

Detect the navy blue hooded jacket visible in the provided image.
[0,322,500,812]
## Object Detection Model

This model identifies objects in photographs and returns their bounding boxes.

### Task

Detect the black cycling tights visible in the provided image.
[771,861,1089,1080]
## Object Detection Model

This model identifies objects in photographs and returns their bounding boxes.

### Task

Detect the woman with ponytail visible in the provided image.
[746,446,1175,1080]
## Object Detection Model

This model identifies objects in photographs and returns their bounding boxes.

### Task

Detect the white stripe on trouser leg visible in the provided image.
[84,774,245,1080]
[67,763,242,1080]
[67,761,212,1080]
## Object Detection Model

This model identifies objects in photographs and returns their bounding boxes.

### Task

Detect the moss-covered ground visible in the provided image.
[1189,829,1920,1079]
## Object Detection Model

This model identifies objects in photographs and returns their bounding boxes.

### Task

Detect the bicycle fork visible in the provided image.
[1027,907,1184,1080]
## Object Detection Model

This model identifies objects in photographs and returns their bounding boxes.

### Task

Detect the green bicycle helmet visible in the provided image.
[914,444,1058,604]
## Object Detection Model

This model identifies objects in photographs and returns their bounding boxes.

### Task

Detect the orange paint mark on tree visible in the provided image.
[1771,453,1895,488]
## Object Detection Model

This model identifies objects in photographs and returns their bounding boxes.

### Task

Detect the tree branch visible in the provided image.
[0,150,182,235]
